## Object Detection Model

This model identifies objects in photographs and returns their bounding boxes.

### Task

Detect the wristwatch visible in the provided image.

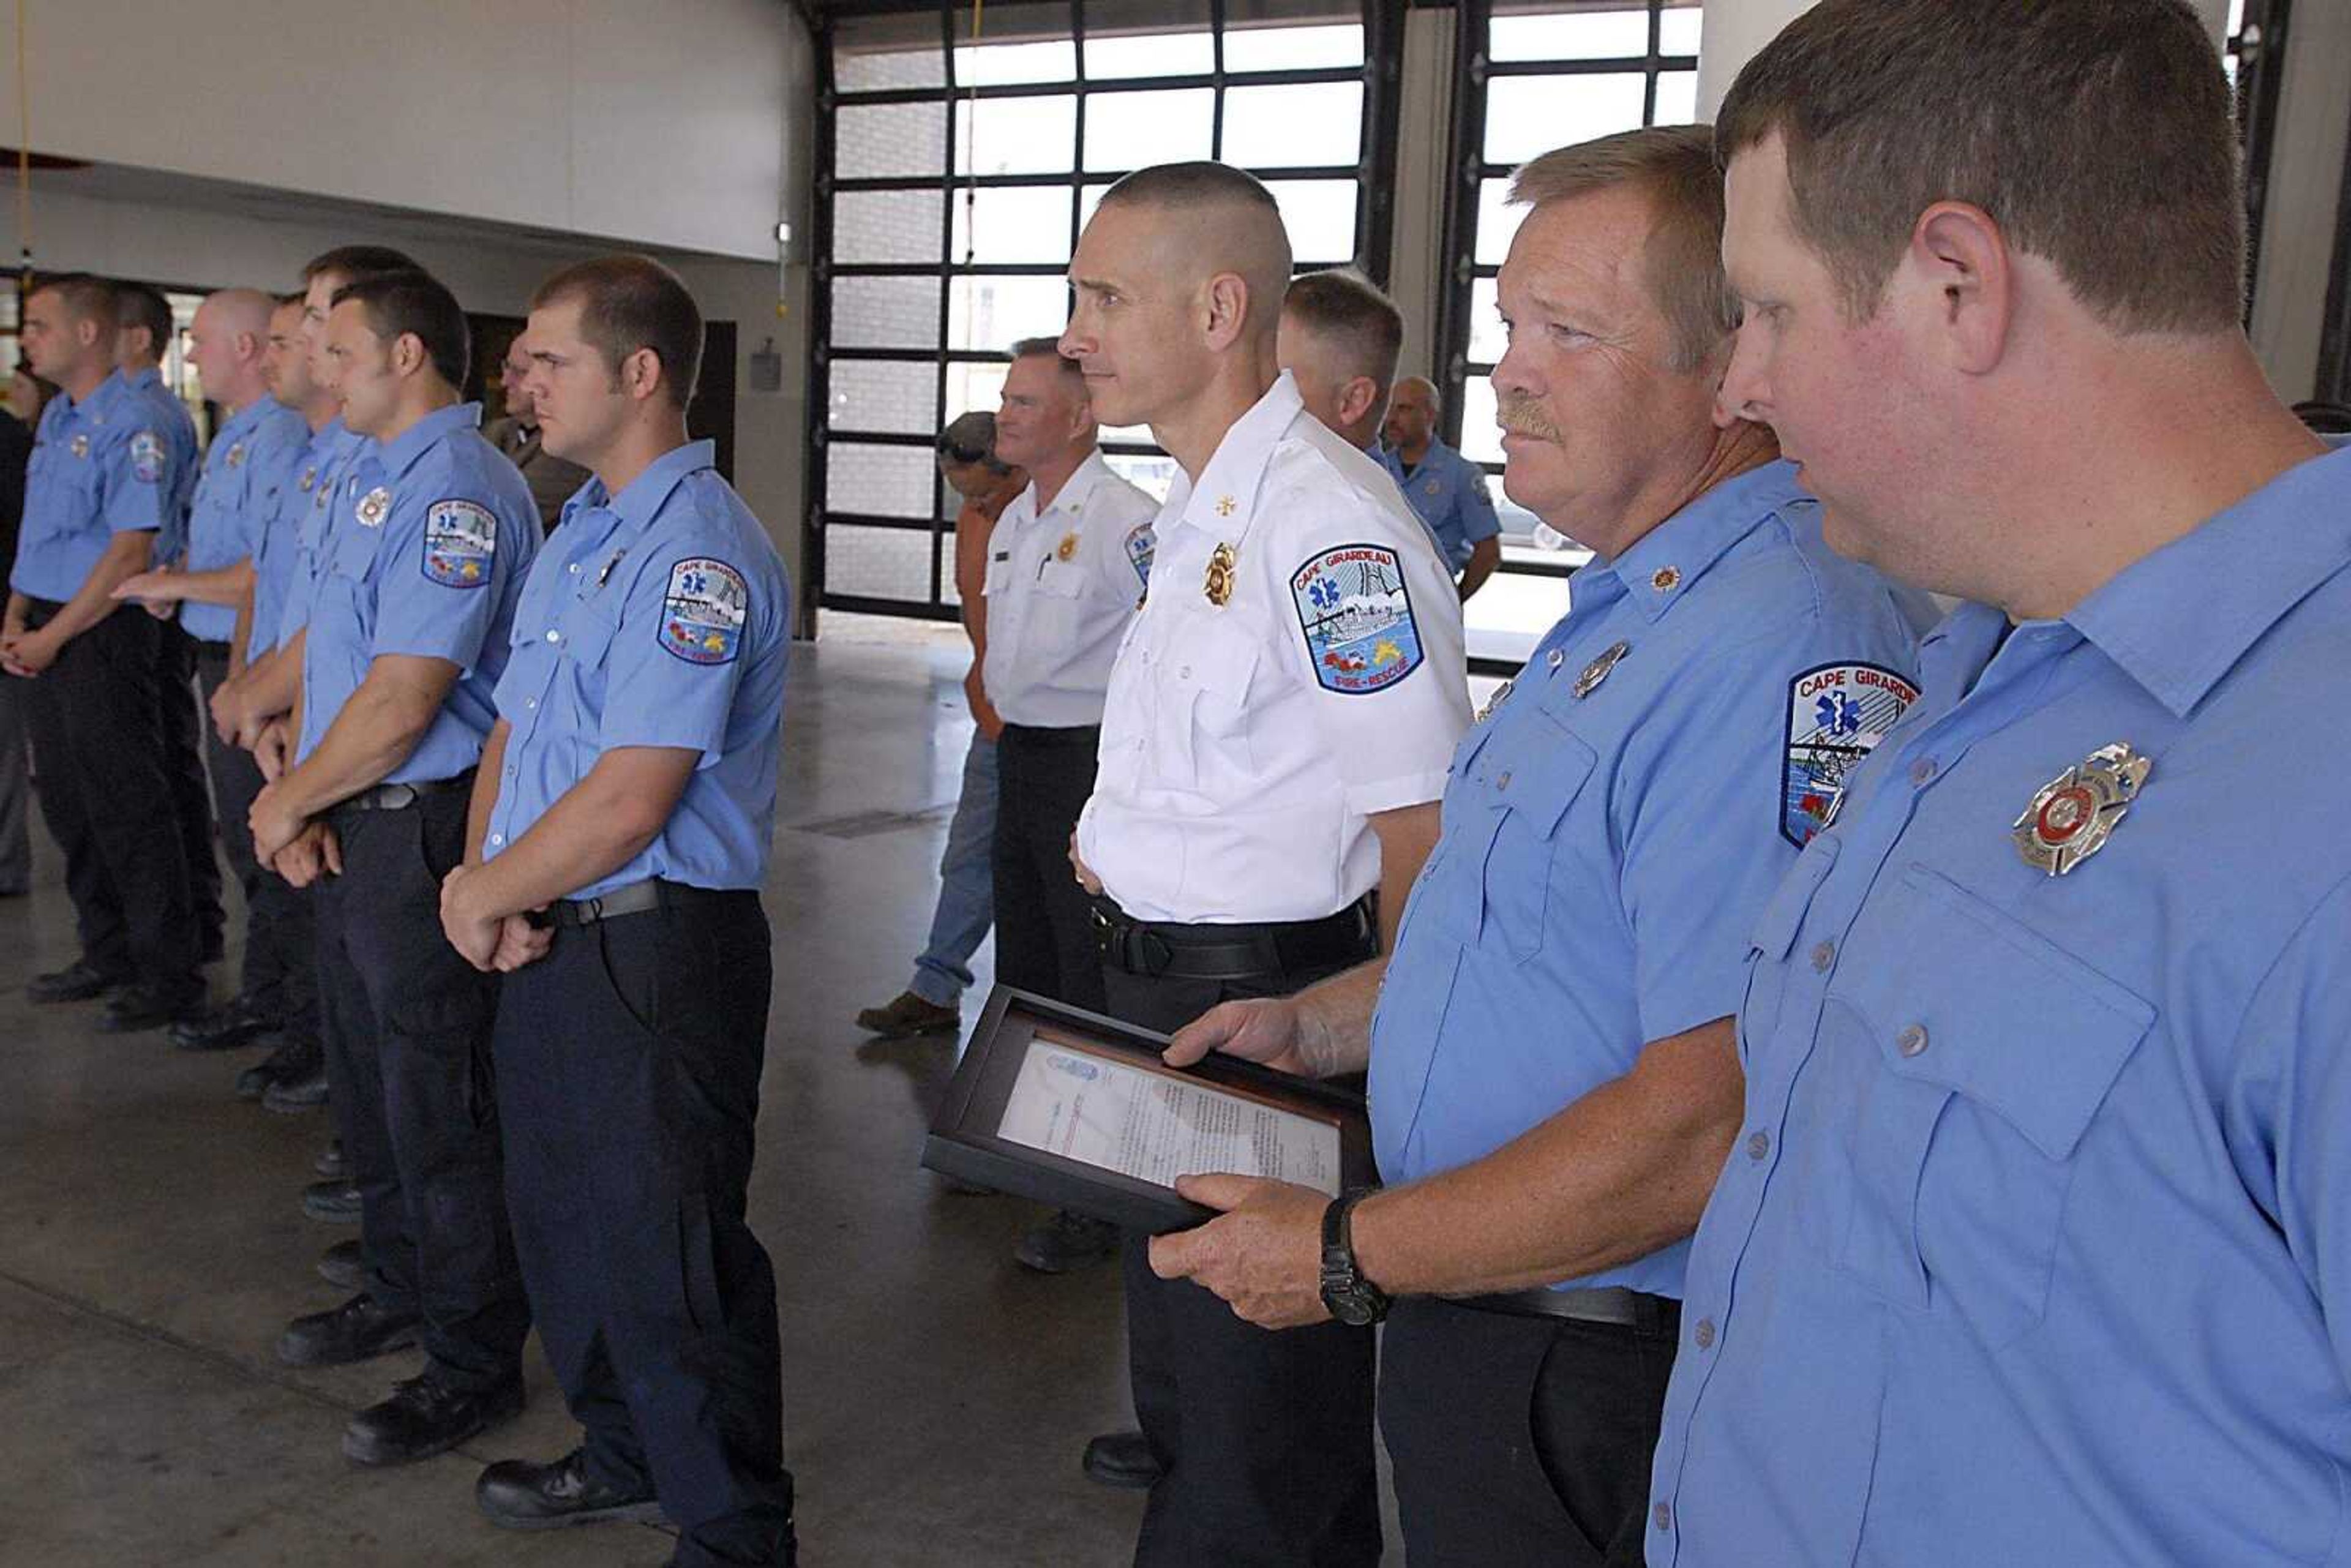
[1319,1188,1392,1327]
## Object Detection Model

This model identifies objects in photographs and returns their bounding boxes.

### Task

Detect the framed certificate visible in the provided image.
[922,986,1376,1234]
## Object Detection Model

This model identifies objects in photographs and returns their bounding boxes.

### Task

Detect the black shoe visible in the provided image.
[318,1238,364,1291]
[169,996,280,1052]
[302,1179,361,1223]
[1081,1430,1163,1491]
[276,1293,419,1367]
[855,990,960,1038]
[1014,1209,1119,1274]
[344,1369,524,1467]
[314,1139,345,1179]
[477,1449,666,1531]
[97,981,206,1033]
[263,1063,331,1114]
[238,1035,321,1102]
[27,960,130,1004]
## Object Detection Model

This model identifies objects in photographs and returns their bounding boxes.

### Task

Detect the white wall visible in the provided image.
[2,0,792,261]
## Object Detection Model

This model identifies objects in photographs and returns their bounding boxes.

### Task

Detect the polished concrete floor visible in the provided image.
[0,621,1161,1566]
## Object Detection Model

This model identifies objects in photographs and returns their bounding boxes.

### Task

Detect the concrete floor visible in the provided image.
[0,621,1154,1567]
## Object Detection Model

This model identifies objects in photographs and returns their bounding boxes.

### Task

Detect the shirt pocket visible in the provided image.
[1739,833,1843,1065]
[1822,863,2154,1347]
[1157,621,1260,792]
[1454,713,1597,961]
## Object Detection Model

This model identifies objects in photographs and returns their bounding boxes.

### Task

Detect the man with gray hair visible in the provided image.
[1148,126,1932,1566]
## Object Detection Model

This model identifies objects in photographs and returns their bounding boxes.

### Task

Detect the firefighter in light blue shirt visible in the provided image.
[1648,7,2351,1565]
[1379,376,1502,599]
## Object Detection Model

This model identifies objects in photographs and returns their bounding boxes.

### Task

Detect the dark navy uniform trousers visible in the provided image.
[195,642,316,1035]
[315,784,528,1388]
[496,887,795,1568]
[1103,934,1383,1568]
[156,618,223,956]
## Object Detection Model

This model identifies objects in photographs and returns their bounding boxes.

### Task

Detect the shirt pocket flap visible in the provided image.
[1172,628,1260,700]
[1465,711,1596,841]
[1854,865,2155,1163]
[1751,835,1843,962]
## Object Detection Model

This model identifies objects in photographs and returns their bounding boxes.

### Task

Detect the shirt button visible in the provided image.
[525,697,538,710]
[1897,1023,1930,1057]
[1496,770,1512,789]
[1747,1130,1771,1161]
[545,629,561,643]
[489,834,503,847]
[1546,648,1564,670]
[1809,939,1834,973]
[1653,1501,1673,1531]
[1693,1318,1716,1349]
[1909,757,1938,786]
[568,562,580,574]
[1179,665,1193,680]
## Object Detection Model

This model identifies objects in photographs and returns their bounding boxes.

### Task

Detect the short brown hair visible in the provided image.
[332,269,470,388]
[1008,335,1084,386]
[29,272,116,328]
[111,283,174,363]
[1717,0,2241,332]
[302,245,419,289]
[530,254,703,411]
[1281,269,1403,390]
[1510,126,1736,373]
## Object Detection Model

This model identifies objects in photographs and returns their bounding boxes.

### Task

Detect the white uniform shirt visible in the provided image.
[981,451,1158,727]
[1079,372,1471,924]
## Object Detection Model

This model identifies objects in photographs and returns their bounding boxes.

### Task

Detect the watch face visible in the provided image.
[1328,1289,1381,1328]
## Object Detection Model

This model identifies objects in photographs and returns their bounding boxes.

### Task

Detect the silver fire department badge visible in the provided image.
[2012,742,2150,876]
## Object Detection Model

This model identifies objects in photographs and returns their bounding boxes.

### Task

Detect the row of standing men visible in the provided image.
[5,250,797,1566]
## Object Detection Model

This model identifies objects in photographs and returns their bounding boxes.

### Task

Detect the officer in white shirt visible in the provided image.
[983,337,1160,1277]
[1060,160,1469,1567]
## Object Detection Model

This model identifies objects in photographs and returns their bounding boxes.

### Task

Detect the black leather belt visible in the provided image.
[1091,896,1375,981]
[550,877,740,928]
[1454,1286,1678,1333]
[999,722,1101,748]
[335,773,474,813]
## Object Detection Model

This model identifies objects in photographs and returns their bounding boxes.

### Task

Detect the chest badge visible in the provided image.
[1474,678,1514,725]
[227,441,247,469]
[1055,530,1079,563]
[298,465,318,493]
[1424,478,1441,497]
[1204,541,1237,607]
[354,486,391,528]
[70,434,90,459]
[2012,742,2150,876]
[1573,640,1630,699]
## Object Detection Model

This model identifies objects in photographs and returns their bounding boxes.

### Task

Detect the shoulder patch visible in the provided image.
[1289,542,1424,696]
[130,430,165,484]
[422,499,498,588]
[1123,521,1155,590]
[1783,662,1919,846]
[660,557,749,665]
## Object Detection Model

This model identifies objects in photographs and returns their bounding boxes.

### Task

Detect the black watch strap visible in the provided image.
[1320,1188,1392,1326]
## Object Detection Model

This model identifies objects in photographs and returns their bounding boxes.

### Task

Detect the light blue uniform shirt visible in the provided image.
[1378,437,1500,572]
[484,439,791,899]
[1649,445,2351,1567]
[297,403,541,783]
[1370,460,1933,1299]
[10,373,181,601]
[180,397,308,644]
[249,418,334,662]
[275,418,370,649]
[120,368,200,565]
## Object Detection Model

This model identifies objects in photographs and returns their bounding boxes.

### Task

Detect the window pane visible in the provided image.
[950,276,1070,353]
[944,361,1011,430]
[836,100,948,180]
[1468,276,1505,366]
[1489,10,1649,62]
[1660,4,1702,56]
[834,189,945,265]
[825,522,938,599]
[1474,178,1526,266]
[1460,374,1504,465]
[1224,81,1363,168]
[835,47,944,92]
[830,359,937,436]
[827,443,940,519]
[1080,181,1113,234]
[833,276,942,351]
[957,94,1076,175]
[1265,179,1359,266]
[1086,29,1214,79]
[1464,555,1572,667]
[1485,73,1648,165]
[1223,23,1363,72]
[1103,451,1179,504]
[954,39,1075,86]
[1086,88,1215,171]
[1655,70,1697,124]
[950,186,1074,264]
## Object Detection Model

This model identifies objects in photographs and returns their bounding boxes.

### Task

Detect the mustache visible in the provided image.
[1495,390,1560,443]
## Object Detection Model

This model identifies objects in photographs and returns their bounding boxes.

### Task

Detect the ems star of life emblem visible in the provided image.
[2013,743,2150,876]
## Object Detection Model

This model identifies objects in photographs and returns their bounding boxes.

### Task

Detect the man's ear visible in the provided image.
[1907,200,2014,376]
[1337,375,1379,430]
[1202,272,1250,353]
[622,346,664,404]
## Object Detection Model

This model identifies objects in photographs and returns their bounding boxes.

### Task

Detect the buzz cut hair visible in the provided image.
[301,244,421,290]
[1008,334,1084,384]
[29,271,116,328]
[1509,125,1738,373]
[331,268,471,389]
[1097,162,1294,312]
[112,282,175,362]
[1281,269,1404,392]
[529,253,704,411]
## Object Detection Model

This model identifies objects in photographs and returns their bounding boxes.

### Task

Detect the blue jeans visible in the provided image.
[909,732,997,1007]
